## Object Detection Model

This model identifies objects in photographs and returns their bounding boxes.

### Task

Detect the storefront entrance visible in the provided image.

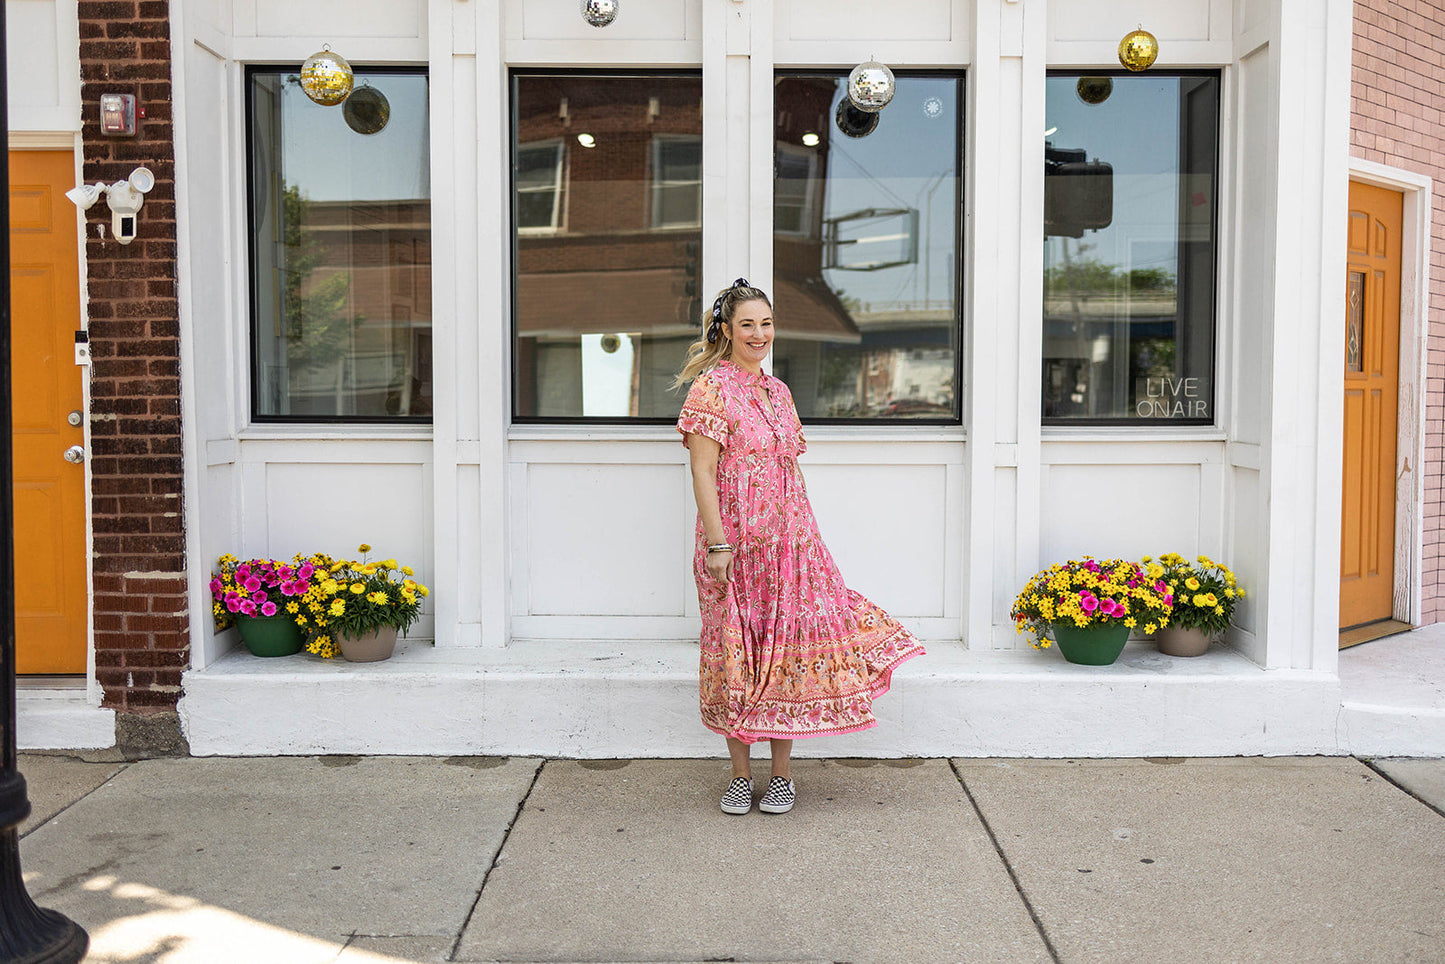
[9,149,87,674]
[1340,180,1404,646]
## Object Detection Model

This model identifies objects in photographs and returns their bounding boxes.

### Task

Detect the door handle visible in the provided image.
[63,445,85,464]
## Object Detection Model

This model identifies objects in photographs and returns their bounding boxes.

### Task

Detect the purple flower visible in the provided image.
[243,576,262,593]
[239,599,257,616]
[260,601,278,617]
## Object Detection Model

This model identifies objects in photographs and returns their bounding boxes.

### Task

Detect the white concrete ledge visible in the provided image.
[179,639,1347,758]
[1339,625,1445,757]
[17,689,116,750]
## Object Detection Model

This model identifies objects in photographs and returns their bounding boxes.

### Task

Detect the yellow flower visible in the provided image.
[286,601,300,614]
[381,559,398,570]
[1225,588,1236,599]
[1214,606,1225,616]
[295,615,306,627]
[330,599,346,617]
[368,591,390,606]
[1203,593,1218,607]
[350,583,365,595]
[418,584,430,597]
[358,543,372,553]
[401,589,417,605]
[402,566,414,576]
[1185,577,1201,591]
[1124,617,1137,628]
[1193,593,1207,607]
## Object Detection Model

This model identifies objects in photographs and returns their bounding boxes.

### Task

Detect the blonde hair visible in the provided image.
[672,280,772,389]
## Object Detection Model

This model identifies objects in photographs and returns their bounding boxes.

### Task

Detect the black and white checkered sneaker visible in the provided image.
[720,777,753,815]
[758,776,796,814]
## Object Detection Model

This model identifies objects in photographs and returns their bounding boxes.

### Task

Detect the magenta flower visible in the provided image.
[1079,592,1099,612]
[225,596,241,613]
[300,564,315,580]
[243,576,262,593]
[209,577,223,595]
[237,564,251,580]
[253,590,267,604]
[239,599,257,616]
[260,601,278,617]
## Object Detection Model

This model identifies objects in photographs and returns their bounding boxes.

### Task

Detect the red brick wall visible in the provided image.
[77,0,187,710]
[1352,0,1445,625]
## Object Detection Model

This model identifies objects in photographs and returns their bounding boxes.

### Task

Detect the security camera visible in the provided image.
[104,167,155,245]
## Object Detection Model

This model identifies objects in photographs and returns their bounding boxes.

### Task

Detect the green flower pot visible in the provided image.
[236,614,303,657]
[1051,622,1129,666]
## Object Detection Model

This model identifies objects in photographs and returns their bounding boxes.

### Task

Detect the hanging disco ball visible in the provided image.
[1118,28,1159,71]
[343,85,390,134]
[582,0,619,27]
[1075,76,1113,105]
[836,99,880,138]
[299,46,354,106]
[847,59,896,113]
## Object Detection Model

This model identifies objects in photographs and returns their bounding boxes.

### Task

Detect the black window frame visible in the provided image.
[1041,68,1222,429]
[244,63,434,426]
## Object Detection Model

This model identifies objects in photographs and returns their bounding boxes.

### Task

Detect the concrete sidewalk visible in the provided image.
[13,754,1445,963]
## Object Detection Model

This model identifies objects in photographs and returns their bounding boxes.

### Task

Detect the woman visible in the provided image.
[674,278,926,815]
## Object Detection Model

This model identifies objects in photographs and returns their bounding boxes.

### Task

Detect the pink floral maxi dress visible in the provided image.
[677,359,925,743]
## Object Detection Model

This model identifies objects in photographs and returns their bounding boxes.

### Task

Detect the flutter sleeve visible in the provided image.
[676,372,732,448]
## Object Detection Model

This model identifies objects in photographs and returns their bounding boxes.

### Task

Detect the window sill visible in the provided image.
[238,425,434,442]
[1040,426,1229,443]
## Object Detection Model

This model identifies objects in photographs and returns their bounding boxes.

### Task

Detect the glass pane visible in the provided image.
[513,74,703,418]
[1347,270,1365,373]
[249,69,432,419]
[1043,73,1219,422]
[773,74,962,420]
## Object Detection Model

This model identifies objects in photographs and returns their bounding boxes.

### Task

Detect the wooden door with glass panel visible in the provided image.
[1340,181,1403,634]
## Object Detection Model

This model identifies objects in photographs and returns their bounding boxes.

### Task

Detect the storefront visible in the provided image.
[21,0,1419,756]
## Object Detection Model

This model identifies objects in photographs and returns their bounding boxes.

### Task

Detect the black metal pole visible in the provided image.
[0,3,90,959]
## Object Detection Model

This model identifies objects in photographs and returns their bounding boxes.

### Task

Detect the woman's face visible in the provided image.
[726,299,774,368]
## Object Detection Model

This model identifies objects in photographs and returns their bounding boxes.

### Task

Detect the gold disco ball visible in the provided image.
[300,46,354,106]
[1118,28,1159,71]
[1076,76,1113,105]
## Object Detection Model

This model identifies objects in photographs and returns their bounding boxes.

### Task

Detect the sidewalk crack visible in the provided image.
[448,758,546,962]
[949,760,1062,964]
[19,760,132,841]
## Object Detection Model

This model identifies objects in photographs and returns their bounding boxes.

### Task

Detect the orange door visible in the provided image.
[9,150,87,674]
[1340,181,1403,632]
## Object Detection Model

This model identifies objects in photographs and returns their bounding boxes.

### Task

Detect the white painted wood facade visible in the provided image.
[17,0,1405,754]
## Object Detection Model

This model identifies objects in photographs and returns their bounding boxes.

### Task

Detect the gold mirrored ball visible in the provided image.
[1118,29,1159,72]
[300,47,354,106]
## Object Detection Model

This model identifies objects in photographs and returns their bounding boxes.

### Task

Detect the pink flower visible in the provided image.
[209,577,223,595]
[1079,592,1099,612]
[243,576,262,593]
[260,601,278,617]
[300,564,315,580]
[253,590,267,604]
[237,564,251,580]
[225,595,241,613]
[239,599,257,616]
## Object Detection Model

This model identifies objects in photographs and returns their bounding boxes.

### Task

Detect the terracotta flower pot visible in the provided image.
[1050,622,1129,665]
[1156,625,1213,657]
[236,614,303,657]
[338,625,399,662]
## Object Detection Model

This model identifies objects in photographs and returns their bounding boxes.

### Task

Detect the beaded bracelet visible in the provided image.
[706,543,734,554]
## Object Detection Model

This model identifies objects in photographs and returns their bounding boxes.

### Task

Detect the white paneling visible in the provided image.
[1231,45,1272,447]
[1041,463,1203,564]
[525,463,686,616]
[781,0,951,41]
[773,0,970,66]
[1048,0,1210,41]
[6,0,79,132]
[248,0,425,39]
[805,464,949,618]
[991,466,1019,649]
[457,465,483,624]
[264,462,430,566]
[198,464,243,667]
[1230,468,1263,659]
[519,0,691,40]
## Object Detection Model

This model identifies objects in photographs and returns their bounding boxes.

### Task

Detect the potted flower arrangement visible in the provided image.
[1011,557,1174,665]
[299,544,429,662]
[210,554,321,657]
[1148,553,1245,656]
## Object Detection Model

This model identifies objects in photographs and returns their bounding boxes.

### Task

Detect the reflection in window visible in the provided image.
[773,73,962,420]
[1043,72,1219,423]
[512,73,703,419]
[651,135,702,228]
[248,68,432,420]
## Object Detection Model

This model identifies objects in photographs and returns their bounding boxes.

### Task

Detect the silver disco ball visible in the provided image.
[847,59,896,113]
[582,0,619,27]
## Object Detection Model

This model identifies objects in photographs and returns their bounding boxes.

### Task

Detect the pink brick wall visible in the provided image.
[1352,0,1445,624]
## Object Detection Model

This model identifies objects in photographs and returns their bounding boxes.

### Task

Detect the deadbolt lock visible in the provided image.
[68,410,83,427]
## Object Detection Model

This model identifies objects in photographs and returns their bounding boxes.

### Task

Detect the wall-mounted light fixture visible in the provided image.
[65,167,155,245]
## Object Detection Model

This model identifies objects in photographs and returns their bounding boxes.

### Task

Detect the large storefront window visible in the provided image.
[247,68,432,421]
[774,73,963,420]
[512,72,703,419]
[1043,71,1219,424]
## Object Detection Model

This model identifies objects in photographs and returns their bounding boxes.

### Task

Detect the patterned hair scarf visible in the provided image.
[706,278,753,344]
